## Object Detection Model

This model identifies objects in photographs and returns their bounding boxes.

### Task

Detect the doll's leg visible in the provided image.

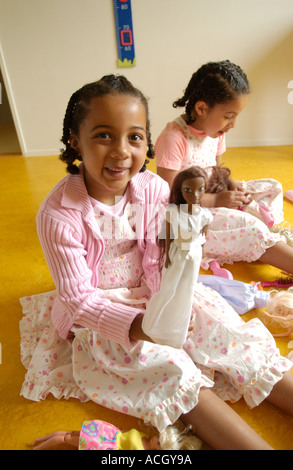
[259,241,293,274]
[265,369,293,415]
[273,327,293,338]
[181,388,273,450]
[33,431,80,450]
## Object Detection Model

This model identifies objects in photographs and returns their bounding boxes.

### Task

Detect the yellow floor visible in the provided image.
[1,146,293,450]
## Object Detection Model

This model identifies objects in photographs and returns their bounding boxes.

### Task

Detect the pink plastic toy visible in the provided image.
[284,190,293,202]
[258,205,274,227]
[209,260,233,280]
[260,278,293,288]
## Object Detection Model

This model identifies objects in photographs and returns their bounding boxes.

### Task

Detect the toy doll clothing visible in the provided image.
[197,275,269,315]
[79,420,120,450]
[155,115,284,224]
[78,420,147,450]
[142,204,213,348]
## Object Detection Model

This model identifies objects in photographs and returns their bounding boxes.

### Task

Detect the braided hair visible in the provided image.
[60,75,155,174]
[173,60,250,124]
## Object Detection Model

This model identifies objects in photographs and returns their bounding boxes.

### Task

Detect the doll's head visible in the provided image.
[158,421,202,451]
[60,74,154,174]
[266,287,293,318]
[170,166,207,206]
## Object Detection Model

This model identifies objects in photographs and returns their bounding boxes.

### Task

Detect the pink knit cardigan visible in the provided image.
[36,166,170,349]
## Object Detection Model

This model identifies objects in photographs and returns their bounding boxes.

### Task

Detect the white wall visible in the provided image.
[0,0,293,156]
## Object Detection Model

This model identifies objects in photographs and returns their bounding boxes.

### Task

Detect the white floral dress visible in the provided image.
[20,201,292,433]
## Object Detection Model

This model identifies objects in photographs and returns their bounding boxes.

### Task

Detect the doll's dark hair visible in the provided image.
[173,60,250,124]
[171,165,232,200]
[170,166,208,205]
[205,166,232,193]
[60,74,155,174]
[157,166,208,264]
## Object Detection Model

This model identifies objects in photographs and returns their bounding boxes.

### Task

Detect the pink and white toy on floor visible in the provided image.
[284,190,293,203]
[261,287,293,338]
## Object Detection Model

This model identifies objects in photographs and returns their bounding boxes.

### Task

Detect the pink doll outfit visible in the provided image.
[78,420,146,450]
[143,204,213,348]
[155,117,284,269]
[19,166,292,433]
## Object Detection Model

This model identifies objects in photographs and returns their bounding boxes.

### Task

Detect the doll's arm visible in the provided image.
[165,220,172,268]
[202,223,209,237]
[262,311,293,322]
[33,431,80,450]
[201,224,209,258]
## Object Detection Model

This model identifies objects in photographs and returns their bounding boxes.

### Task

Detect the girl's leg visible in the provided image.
[259,241,293,274]
[265,369,293,415]
[181,388,273,450]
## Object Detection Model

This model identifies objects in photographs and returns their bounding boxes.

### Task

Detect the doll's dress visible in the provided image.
[197,275,269,315]
[142,204,213,348]
[78,420,146,450]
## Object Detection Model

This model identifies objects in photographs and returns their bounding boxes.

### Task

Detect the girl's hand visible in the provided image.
[215,190,249,209]
[67,331,75,341]
[130,314,154,343]
[229,180,245,192]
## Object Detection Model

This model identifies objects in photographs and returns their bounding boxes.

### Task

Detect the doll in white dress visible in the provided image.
[143,167,213,348]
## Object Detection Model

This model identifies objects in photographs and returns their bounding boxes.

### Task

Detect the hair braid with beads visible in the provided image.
[173,60,250,124]
[60,75,155,174]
